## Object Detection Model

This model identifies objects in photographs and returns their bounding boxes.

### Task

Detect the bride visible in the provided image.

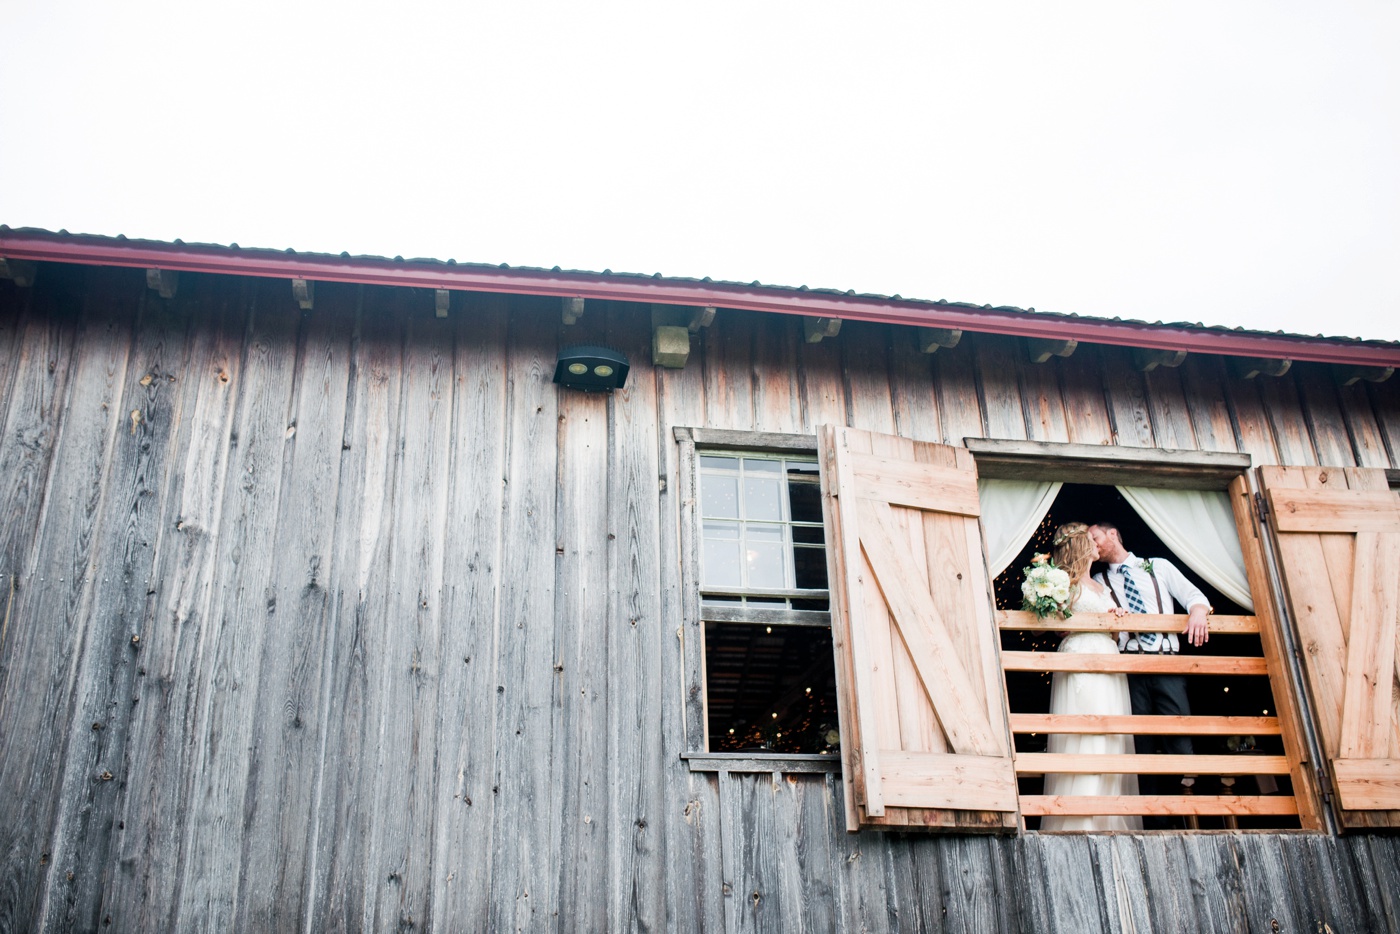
[1039,522,1142,832]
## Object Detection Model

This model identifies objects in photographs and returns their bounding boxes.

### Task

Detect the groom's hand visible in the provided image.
[1185,605,1210,647]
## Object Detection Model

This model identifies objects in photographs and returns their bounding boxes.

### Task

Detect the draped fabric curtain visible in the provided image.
[1117,486,1254,610]
[978,479,1063,578]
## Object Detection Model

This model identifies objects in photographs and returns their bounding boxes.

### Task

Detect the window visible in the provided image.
[675,429,840,771]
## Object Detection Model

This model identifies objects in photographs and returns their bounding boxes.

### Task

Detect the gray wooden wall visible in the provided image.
[0,265,1397,933]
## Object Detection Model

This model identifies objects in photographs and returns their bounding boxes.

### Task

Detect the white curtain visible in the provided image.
[979,479,1063,578]
[1117,486,1254,611]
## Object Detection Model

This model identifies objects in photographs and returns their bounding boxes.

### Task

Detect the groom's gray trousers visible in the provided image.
[1129,674,1193,793]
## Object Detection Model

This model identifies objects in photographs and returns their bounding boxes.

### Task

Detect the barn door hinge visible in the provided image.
[1314,763,1334,802]
[1252,491,1270,527]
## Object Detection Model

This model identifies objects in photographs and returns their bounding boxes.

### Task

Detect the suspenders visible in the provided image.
[1108,563,1169,653]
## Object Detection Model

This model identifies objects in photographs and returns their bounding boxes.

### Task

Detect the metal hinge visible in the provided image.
[1253,491,1270,526]
[1314,763,1334,802]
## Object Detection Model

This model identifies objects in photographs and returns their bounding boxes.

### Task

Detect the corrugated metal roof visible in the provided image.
[2,225,1398,367]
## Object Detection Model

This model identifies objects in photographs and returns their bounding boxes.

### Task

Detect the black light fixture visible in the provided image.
[553,345,630,392]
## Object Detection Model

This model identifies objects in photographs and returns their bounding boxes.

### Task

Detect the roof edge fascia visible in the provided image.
[3,230,1397,367]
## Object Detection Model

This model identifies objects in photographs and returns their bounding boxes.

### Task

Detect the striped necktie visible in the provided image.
[1119,566,1148,614]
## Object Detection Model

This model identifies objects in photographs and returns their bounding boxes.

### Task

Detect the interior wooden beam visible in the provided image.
[145,268,178,299]
[562,296,585,325]
[1133,347,1188,372]
[0,258,37,287]
[292,278,314,310]
[435,289,450,318]
[1025,337,1078,363]
[1231,356,1292,379]
[915,327,962,353]
[803,316,842,343]
[1334,364,1394,386]
[1016,753,1290,775]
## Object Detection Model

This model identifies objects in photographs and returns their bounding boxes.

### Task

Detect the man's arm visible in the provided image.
[1155,558,1210,646]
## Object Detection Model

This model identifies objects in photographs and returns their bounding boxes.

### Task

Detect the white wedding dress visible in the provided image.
[1039,583,1142,832]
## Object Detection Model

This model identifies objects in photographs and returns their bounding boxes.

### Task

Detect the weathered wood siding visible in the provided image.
[0,265,1398,933]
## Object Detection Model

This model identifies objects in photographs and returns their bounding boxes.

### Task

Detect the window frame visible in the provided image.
[674,427,841,773]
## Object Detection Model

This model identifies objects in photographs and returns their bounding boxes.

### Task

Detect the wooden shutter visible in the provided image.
[818,425,1017,832]
[1260,466,1400,827]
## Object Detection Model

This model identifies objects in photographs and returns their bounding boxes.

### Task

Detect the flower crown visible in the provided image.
[1052,530,1074,547]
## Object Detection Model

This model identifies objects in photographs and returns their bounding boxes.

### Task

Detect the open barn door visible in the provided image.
[818,425,1018,832]
[1259,466,1400,828]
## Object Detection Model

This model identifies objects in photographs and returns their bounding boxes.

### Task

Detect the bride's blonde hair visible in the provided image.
[1052,522,1095,597]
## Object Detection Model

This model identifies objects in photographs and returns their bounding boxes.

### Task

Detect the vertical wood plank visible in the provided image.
[930,338,986,446]
[100,279,245,931]
[751,314,801,435]
[1336,380,1392,468]
[486,296,561,932]
[841,322,896,436]
[1142,364,1198,450]
[1295,364,1357,467]
[1179,354,1240,454]
[797,332,846,434]
[1223,367,1280,466]
[604,301,667,933]
[1016,352,1070,444]
[1055,346,1114,447]
[887,334,942,444]
[1098,346,1154,449]
[171,278,302,930]
[972,335,1026,442]
[1366,376,1400,469]
[234,287,354,930]
[428,291,510,927]
[1257,371,1318,466]
[704,310,756,431]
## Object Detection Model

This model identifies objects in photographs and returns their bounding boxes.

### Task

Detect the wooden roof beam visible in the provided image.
[1026,338,1077,363]
[1334,364,1393,386]
[915,327,962,354]
[804,317,841,343]
[145,268,178,298]
[1134,348,1188,372]
[0,257,37,286]
[1232,356,1292,379]
[562,296,585,325]
[292,278,314,310]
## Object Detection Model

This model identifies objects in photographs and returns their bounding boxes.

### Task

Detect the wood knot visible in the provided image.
[99,771,113,781]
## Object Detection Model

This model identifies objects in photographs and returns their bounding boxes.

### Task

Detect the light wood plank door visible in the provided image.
[818,425,1018,832]
[1261,465,1400,828]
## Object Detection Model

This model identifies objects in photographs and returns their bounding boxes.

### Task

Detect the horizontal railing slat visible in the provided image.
[1015,753,1290,775]
[998,610,1258,635]
[1021,795,1298,817]
[1008,714,1281,735]
[1002,652,1268,675]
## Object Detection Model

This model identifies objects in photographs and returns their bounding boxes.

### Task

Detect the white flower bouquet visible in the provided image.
[1021,554,1073,619]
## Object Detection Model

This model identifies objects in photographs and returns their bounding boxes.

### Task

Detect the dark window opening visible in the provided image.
[704,622,840,754]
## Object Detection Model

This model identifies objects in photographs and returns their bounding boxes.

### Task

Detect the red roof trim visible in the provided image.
[3,230,1397,366]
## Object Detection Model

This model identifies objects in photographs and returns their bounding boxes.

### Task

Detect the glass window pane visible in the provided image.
[701,474,740,519]
[746,538,786,589]
[703,537,742,589]
[704,622,840,754]
[793,544,829,590]
[743,458,781,473]
[788,479,823,524]
[743,476,783,521]
[700,455,739,472]
[791,524,825,545]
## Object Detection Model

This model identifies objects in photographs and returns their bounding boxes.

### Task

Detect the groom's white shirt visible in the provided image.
[1094,553,1209,654]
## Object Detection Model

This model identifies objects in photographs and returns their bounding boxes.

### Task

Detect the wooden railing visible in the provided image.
[998,610,1298,823]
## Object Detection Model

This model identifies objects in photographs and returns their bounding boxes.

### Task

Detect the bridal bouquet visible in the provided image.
[1021,554,1073,619]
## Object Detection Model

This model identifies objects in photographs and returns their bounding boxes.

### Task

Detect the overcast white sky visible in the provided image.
[4,2,1397,340]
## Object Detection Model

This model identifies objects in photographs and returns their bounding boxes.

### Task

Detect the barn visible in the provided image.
[1,226,1398,932]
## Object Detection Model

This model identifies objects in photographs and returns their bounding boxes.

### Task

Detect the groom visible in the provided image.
[1089,523,1210,806]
